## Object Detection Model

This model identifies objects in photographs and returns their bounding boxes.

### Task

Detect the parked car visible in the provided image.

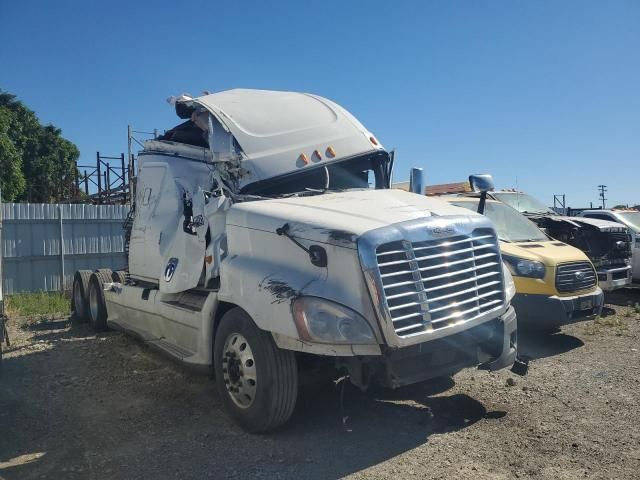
[577,209,640,282]
[444,196,604,329]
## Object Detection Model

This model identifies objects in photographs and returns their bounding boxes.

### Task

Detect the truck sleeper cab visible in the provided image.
[446,197,604,328]
[72,89,518,432]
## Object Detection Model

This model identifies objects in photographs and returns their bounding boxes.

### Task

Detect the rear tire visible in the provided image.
[96,268,113,279]
[111,270,127,284]
[214,308,298,433]
[71,270,92,323]
[87,272,110,331]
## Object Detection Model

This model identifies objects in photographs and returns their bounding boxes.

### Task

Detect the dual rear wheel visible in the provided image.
[72,269,110,331]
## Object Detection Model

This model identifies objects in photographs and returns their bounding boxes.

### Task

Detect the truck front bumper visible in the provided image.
[597,265,632,292]
[512,287,604,328]
[373,306,517,388]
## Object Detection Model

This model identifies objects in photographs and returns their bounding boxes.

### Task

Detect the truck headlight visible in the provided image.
[502,255,546,279]
[502,264,517,302]
[292,297,376,344]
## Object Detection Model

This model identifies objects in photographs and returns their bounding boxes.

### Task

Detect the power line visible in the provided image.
[597,185,607,209]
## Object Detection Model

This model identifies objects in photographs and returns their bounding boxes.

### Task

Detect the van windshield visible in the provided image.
[492,192,556,215]
[242,153,390,197]
[451,200,548,243]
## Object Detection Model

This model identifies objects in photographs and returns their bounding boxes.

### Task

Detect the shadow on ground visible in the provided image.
[604,288,640,307]
[517,328,584,361]
[0,320,495,480]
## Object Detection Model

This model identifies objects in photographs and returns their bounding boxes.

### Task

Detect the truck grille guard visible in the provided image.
[358,215,507,348]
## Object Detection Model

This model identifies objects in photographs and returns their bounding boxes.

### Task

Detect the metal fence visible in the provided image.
[0,203,129,294]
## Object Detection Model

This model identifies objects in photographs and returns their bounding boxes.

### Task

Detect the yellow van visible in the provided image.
[444,197,604,328]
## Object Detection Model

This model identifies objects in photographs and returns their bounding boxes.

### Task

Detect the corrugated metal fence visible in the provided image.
[0,203,129,294]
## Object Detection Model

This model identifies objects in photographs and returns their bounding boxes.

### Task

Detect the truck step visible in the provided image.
[148,339,194,360]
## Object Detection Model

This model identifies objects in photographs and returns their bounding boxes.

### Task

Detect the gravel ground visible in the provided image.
[1,289,639,479]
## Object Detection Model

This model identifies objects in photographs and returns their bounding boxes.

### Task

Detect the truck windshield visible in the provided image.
[451,200,548,243]
[242,153,389,197]
[617,212,640,232]
[492,192,557,215]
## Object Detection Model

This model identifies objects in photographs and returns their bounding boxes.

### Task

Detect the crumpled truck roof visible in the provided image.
[188,89,385,188]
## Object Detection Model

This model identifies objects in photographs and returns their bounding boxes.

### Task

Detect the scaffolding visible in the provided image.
[73,125,157,205]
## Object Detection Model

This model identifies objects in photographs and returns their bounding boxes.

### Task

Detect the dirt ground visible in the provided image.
[1,290,640,480]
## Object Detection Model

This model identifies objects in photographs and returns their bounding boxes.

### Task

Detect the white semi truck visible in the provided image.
[72,89,521,432]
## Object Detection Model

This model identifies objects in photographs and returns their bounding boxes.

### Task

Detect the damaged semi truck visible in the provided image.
[72,89,519,432]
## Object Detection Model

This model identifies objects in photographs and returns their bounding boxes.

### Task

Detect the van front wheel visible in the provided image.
[214,308,298,433]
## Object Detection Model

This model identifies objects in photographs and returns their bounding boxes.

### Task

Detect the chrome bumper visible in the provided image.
[597,265,632,292]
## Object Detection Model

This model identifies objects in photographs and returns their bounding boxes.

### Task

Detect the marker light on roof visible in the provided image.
[369,136,378,146]
[299,153,309,165]
[313,150,322,161]
[326,146,336,158]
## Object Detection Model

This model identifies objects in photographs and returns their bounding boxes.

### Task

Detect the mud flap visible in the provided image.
[511,356,529,376]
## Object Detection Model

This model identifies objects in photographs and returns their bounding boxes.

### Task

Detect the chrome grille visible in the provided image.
[375,228,504,338]
[555,261,597,293]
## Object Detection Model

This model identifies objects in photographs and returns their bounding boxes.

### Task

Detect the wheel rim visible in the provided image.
[73,280,84,314]
[89,283,99,322]
[222,333,257,409]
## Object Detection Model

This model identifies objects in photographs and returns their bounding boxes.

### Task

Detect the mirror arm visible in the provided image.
[478,191,487,214]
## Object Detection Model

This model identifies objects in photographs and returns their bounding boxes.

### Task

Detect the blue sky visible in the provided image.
[1,0,638,207]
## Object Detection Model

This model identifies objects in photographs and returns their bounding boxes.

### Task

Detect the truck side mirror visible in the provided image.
[409,167,424,195]
[469,174,494,193]
[469,174,495,214]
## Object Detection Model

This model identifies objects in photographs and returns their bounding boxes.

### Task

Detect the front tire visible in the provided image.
[214,308,298,433]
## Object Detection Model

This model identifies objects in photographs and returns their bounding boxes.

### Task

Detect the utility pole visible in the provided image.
[597,185,607,209]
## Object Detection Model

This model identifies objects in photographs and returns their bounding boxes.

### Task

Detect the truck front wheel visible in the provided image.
[214,308,298,433]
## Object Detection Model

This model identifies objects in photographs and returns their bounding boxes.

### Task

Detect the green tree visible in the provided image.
[0,108,25,200]
[0,90,79,202]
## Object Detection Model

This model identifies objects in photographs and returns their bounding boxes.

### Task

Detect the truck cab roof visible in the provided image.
[151,89,386,191]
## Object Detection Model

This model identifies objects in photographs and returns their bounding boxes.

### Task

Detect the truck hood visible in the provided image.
[227,189,479,248]
[501,241,590,267]
[527,213,628,232]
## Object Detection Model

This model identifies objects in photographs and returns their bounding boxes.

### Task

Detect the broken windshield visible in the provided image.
[242,152,390,197]
[492,192,557,215]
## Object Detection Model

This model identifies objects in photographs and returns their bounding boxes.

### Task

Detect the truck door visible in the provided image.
[129,163,171,280]
[158,182,207,294]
